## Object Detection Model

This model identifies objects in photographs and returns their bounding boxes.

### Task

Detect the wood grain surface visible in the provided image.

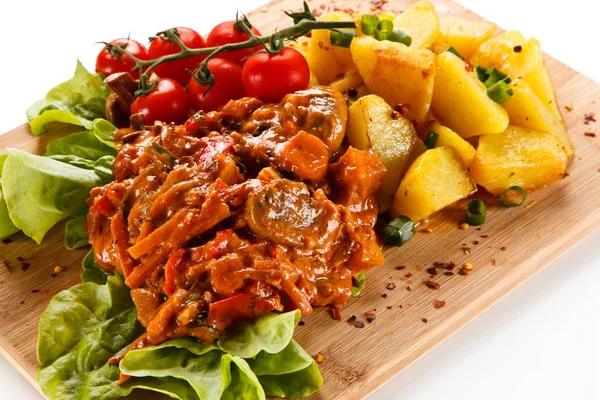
[1,0,599,399]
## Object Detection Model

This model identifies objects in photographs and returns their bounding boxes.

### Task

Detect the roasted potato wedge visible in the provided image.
[470,125,568,195]
[430,32,452,55]
[428,120,476,168]
[502,79,574,158]
[329,69,364,96]
[393,0,440,50]
[351,36,436,128]
[471,31,562,121]
[432,52,509,138]
[391,147,476,222]
[308,12,356,84]
[347,95,417,212]
[439,16,496,59]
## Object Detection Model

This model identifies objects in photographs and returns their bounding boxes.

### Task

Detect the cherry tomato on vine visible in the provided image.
[187,58,246,113]
[205,21,262,66]
[95,39,148,79]
[242,47,310,103]
[148,27,206,85]
[130,78,190,125]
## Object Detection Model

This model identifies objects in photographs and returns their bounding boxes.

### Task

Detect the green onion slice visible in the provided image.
[476,66,511,87]
[447,46,464,60]
[476,65,489,82]
[466,199,486,226]
[388,29,412,46]
[424,130,439,149]
[499,186,526,207]
[383,215,415,246]
[375,20,394,41]
[361,15,379,36]
[487,80,514,103]
[330,29,356,48]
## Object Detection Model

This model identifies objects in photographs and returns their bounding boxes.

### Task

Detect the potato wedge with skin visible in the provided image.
[470,126,568,196]
[393,0,440,50]
[471,32,562,121]
[428,121,476,168]
[308,12,356,85]
[439,16,496,60]
[432,52,509,138]
[347,95,417,212]
[391,147,477,222]
[430,32,452,55]
[329,69,364,96]
[502,79,574,158]
[351,36,436,128]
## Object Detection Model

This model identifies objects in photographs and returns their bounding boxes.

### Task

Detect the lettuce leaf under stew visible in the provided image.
[27,61,109,136]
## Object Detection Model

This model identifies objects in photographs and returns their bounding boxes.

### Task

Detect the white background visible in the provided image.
[0,1,599,399]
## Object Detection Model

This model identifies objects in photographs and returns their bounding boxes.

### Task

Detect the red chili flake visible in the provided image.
[500,246,507,251]
[1,239,12,244]
[443,271,455,276]
[398,304,403,308]
[330,308,342,321]
[2,260,12,273]
[381,293,388,298]
[395,265,406,270]
[492,258,497,266]
[19,300,25,305]
[21,263,30,272]
[365,311,376,323]
[407,286,413,291]
[31,289,40,293]
[422,318,428,323]
[43,289,49,295]
[404,273,413,278]
[584,131,596,137]
[481,234,489,239]
[434,262,456,271]
[584,112,596,124]
[387,306,393,310]
[473,240,479,245]
[347,315,357,324]
[425,280,440,290]
[433,300,446,309]
[394,103,410,115]
[462,246,471,255]
[16,256,24,262]
[513,45,522,53]
[459,267,470,276]
[298,320,306,326]
[426,267,437,276]
[353,320,365,328]
[314,353,325,363]
[464,61,474,72]
[386,282,397,290]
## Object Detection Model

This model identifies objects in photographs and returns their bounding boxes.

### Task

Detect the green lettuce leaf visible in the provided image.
[46,120,117,160]
[65,216,88,250]
[0,182,20,239]
[1,148,106,243]
[81,250,108,285]
[351,272,365,297]
[37,274,143,400]
[27,61,109,136]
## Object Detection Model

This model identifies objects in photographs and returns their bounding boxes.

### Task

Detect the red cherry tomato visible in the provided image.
[242,47,310,103]
[95,39,148,79]
[130,78,190,124]
[187,58,246,112]
[205,21,262,66]
[148,27,206,85]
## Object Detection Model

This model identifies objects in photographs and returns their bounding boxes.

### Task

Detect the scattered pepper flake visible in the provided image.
[31,289,40,293]
[422,318,428,323]
[424,280,440,290]
[399,304,403,308]
[16,256,24,262]
[43,289,49,295]
[584,112,596,124]
[365,311,376,323]
[407,285,413,291]
[314,353,325,363]
[403,273,412,279]
[434,262,456,271]
[53,265,64,274]
[462,246,471,255]
[426,267,437,276]
[330,308,342,321]
[2,260,12,273]
[464,61,474,72]
[500,246,506,251]
[491,258,497,266]
[19,300,25,305]
[480,234,489,238]
[513,45,522,53]
[459,266,471,276]
[584,131,596,137]
[460,222,469,230]
[298,320,306,326]
[433,300,446,309]
[381,293,388,298]
[473,240,479,245]
[347,315,357,324]
[464,262,473,270]
[386,282,397,290]
[525,200,538,209]
[443,271,454,276]
[395,265,406,270]
[564,103,573,111]
[421,227,433,233]
[353,320,365,328]
[1,239,12,244]
[387,305,393,310]
[21,262,30,272]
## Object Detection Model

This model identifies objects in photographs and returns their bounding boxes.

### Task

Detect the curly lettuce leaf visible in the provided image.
[0,182,20,239]
[1,148,106,243]
[27,61,109,136]
[36,274,143,400]
[65,216,88,250]
[46,120,117,160]
[81,250,108,285]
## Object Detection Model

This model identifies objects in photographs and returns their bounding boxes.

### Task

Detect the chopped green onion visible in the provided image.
[466,199,486,226]
[383,215,415,246]
[487,80,514,103]
[388,29,412,46]
[330,29,356,48]
[499,186,526,207]
[447,46,464,60]
[424,130,439,149]
[476,66,511,87]
[361,15,379,36]
[375,20,394,41]
[476,65,490,82]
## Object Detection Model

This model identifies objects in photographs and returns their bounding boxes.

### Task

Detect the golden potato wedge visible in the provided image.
[502,79,573,158]
[308,12,356,84]
[430,32,452,55]
[390,147,476,222]
[329,69,364,95]
[432,52,509,138]
[470,125,568,196]
[393,0,440,50]
[471,32,562,120]
[428,120,476,168]
[439,16,496,59]
[351,36,436,128]
[347,95,417,212]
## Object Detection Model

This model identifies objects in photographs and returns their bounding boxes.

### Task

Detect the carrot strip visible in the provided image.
[125,246,170,289]
[110,211,135,277]
[128,208,190,259]
[147,288,189,342]
[163,249,187,296]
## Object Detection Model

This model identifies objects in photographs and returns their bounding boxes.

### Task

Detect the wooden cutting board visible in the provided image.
[1,0,599,399]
